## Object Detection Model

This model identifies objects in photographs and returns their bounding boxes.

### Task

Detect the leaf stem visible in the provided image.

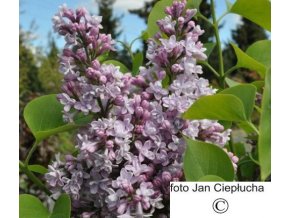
[20,161,51,195]
[248,153,260,166]
[228,135,234,153]
[197,12,213,26]
[225,65,239,76]
[24,140,39,166]
[199,61,220,78]
[22,140,52,195]
[117,40,134,60]
[245,121,260,135]
[217,11,229,24]
[129,36,142,51]
[210,0,225,88]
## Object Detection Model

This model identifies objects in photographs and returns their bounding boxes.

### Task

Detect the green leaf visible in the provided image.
[218,120,232,129]
[50,194,71,218]
[103,60,129,73]
[162,74,170,88]
[220,84,257,120]
[258,69,271,180]
[141,31,149,40]
[231,43,266,78]
[204,43,216,57]
[198,175,225,181]
[191,0,202,9]
[20,194,49,218]
[28,165,48,174]
[225,0,233,11]
[184,138,235,181]
[237,121,258,134]
[147,0,173,38]
[246,40,271,69]
[183,94,247,122]
[252,80,265,92]
[239,157,257,180]
[132,52,143,75]
[232,143,246,158]
[97,52,109,62]
[225,77,241,87]
[24,95,91,141]
[230,0,271,31]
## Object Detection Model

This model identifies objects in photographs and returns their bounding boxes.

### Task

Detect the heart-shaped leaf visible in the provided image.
[231,43,266,78]
[183,94,247,122]
[246,40,271,69]
[184,138,235,181]
[230,0,271,31]
[198,175,225,181]
[132,52,143,75]
[20,194,49,218]
[50,194,71,218]
[24,94,91,140]
[220,84,257,120]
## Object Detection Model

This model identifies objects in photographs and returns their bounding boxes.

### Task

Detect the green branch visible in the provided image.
[210,0,225,88]
[199,61,219,78]
[24,140,39,166]
[225,65,240,76]
[20,161,51,195]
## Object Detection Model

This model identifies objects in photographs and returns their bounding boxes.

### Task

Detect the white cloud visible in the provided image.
[113,0,153,11]
[225,13,242,29]
[76,0,153,14]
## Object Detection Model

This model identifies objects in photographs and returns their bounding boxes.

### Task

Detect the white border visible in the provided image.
[0,0,19,217]
[0,0,288,217]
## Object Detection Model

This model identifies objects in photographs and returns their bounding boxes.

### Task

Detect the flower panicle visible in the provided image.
[45,1,237,217]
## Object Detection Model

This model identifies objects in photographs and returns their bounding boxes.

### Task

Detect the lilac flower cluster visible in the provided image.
[46,1,238,217]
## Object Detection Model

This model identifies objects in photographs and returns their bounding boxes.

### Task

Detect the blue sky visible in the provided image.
[20,0,239,52]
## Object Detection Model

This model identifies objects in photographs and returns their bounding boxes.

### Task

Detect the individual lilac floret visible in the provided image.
[46,1,237,217]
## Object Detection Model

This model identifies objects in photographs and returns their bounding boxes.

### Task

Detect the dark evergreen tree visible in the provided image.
[19,33,42,94]
[195,0,215,43]
[38,37,62,93]
[95,0,131,68]
[129,0,159,59]
[96,0,122,39]
[232,17,267,51]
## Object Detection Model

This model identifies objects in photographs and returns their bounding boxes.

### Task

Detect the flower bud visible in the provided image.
[106,140,114,148]
[153,177,162,187]
[162,171,172,182]
[117,202,128,215]
[99,75,107,84]
[171,64,184,74]
[141,100,150,109]
[141,92,151,100]
[135,125,144,134]
[135,106,144,118]
[143,110,151,121]
[114,95,124,106]
[157,70,166,80]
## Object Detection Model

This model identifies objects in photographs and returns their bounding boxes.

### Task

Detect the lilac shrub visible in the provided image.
[46,1,238,217]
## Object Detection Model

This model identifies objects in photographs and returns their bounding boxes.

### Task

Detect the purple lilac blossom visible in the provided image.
[46,1,238,217]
